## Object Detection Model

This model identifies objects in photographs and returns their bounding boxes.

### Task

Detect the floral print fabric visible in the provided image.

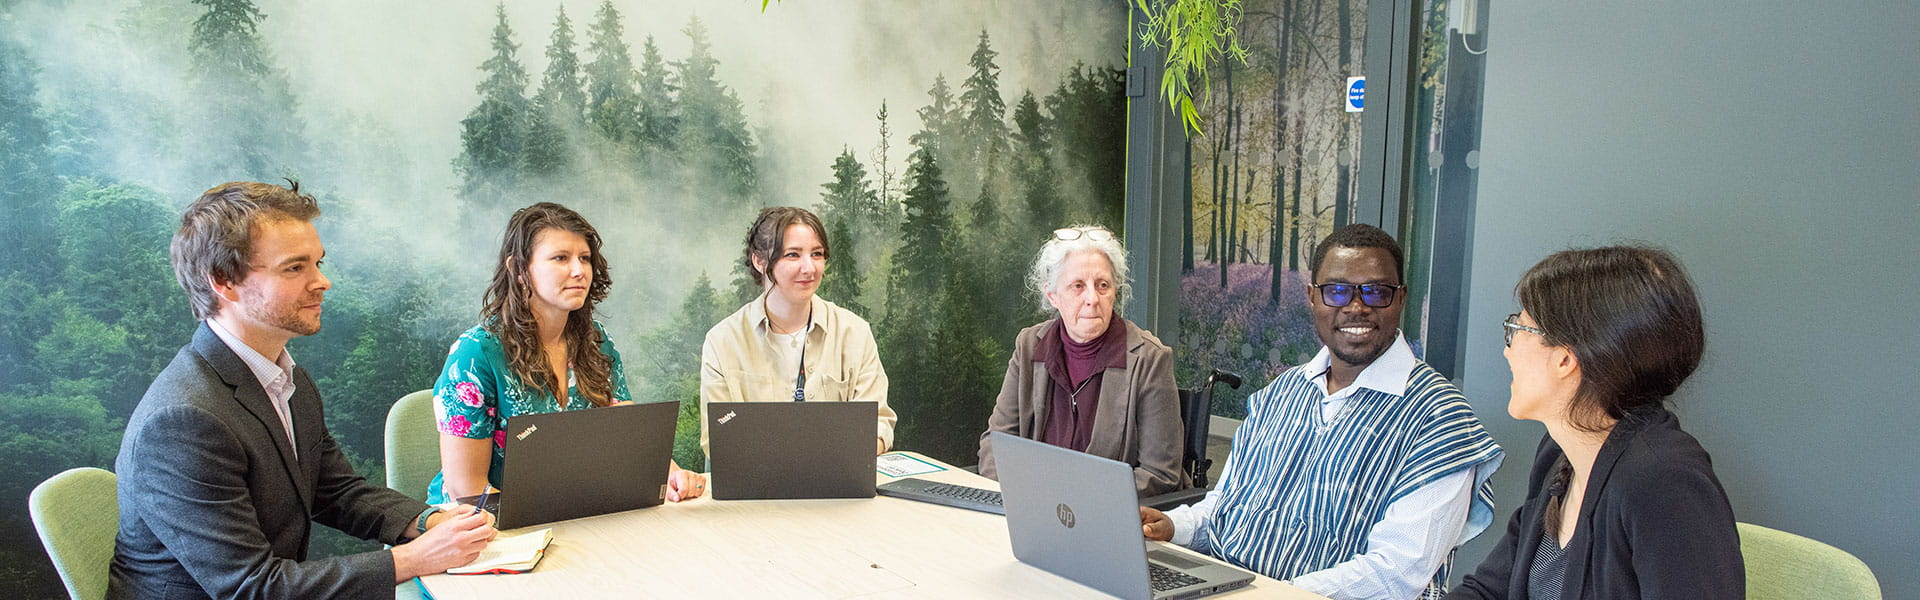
[424,322,629,503]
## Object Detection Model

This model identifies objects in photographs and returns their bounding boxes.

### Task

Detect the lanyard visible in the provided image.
[792,312,812,402]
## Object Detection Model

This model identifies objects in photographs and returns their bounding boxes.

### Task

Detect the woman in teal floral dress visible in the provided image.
[427,203,705,504]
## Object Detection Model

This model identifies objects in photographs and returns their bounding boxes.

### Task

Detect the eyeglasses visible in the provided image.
[1502,313,1547,347]
[1053,227,1115,242]
[1311,283,1403,308]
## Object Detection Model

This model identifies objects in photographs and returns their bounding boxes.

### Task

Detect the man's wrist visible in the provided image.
[392,542,422,583]
[1165,506,1196,546]
[413,507,440,536]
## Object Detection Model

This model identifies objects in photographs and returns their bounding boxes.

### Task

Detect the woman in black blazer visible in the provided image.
[1447,246,1742,600]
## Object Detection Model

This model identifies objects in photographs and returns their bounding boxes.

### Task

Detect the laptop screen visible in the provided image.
[707,401,878,500]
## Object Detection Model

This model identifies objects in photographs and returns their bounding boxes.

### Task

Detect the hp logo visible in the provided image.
[1056,503,1076,528]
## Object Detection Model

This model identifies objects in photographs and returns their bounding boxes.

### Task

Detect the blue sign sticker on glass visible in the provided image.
[1346,76,1365,112]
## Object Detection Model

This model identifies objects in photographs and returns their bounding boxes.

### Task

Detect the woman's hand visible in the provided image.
[666,466,707,502]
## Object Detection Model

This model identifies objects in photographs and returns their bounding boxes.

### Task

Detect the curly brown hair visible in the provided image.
[480,203,616,407]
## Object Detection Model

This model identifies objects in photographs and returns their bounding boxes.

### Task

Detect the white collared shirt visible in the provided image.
[1300,334,1419,422]
[207,319,299,459]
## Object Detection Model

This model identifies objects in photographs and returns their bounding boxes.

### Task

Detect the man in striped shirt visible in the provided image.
[1141,224,1504,599]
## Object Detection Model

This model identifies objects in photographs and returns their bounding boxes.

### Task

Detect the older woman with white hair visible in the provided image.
[975,225,1187,497]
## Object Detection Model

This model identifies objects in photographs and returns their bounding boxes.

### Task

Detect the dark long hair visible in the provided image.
[1516,245,1704,431]
[480,203,615,407]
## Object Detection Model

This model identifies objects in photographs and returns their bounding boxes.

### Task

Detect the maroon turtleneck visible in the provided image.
[1039,313,1129,451]
[1063,326,1104,384]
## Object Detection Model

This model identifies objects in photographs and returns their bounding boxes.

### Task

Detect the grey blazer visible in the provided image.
[109,323,426,600]
[976,318,1189,496]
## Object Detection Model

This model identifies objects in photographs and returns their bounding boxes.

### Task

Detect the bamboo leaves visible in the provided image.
[1133,0,1251,136]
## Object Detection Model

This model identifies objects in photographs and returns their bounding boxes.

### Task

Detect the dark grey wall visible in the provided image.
[1453,1,1920,597]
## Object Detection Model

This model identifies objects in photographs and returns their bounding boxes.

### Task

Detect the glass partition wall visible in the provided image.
[1130,0,1487,418]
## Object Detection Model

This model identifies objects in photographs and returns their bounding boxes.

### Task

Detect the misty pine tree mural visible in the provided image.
[0,1,1125,594]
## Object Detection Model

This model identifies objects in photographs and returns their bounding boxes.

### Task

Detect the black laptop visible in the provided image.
[706,401,878,500]
[471,401,679,529]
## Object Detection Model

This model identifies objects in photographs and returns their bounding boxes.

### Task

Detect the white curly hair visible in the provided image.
[1025,225,1130,315]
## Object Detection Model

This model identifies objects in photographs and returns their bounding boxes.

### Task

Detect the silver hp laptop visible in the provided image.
[991,432,1254,600]
[707,401,877,500]
[484,401,678,529]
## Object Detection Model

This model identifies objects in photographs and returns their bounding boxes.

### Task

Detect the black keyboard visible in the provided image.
[1148,563,1206,592]
[876,477,1005,515]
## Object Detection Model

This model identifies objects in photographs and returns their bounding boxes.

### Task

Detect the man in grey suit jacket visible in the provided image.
[109,181,495,599]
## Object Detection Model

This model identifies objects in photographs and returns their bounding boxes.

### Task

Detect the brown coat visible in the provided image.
[976,318,1189,497]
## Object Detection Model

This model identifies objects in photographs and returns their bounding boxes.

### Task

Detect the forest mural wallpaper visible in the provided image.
[0,0,1127,594]
[1176,0,1370,419]
[1174,0,1473,418]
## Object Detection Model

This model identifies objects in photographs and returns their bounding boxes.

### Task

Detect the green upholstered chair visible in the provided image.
[29,467,118,600]
[385,390,442,600]
[385,389,441,502]
[1738,522,1882,600]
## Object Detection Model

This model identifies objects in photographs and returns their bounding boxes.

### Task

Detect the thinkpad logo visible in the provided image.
[718,410,737,424]
[1056,503,1076,528]
[515,424,538,440]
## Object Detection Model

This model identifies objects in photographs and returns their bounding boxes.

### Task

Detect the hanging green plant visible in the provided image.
[1132,0,1250,137]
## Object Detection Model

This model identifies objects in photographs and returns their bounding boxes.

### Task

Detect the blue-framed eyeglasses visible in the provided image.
[1312,283,1403,308]
[1503,313,1547,347]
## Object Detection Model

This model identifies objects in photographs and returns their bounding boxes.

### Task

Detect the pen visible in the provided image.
[472,490,492,516]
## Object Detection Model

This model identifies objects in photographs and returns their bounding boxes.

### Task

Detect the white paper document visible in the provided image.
[446,528,554,575]
[875,453,946,478]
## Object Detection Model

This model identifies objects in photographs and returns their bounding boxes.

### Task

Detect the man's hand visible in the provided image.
[1140,506,1175,542]
[421,503,496,533]
[392,510,495,582]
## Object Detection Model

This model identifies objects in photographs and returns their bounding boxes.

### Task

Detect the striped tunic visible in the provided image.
[1192,360,1503,592]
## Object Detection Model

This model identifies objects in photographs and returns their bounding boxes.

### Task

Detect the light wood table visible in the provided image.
[420,452,1326,599]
